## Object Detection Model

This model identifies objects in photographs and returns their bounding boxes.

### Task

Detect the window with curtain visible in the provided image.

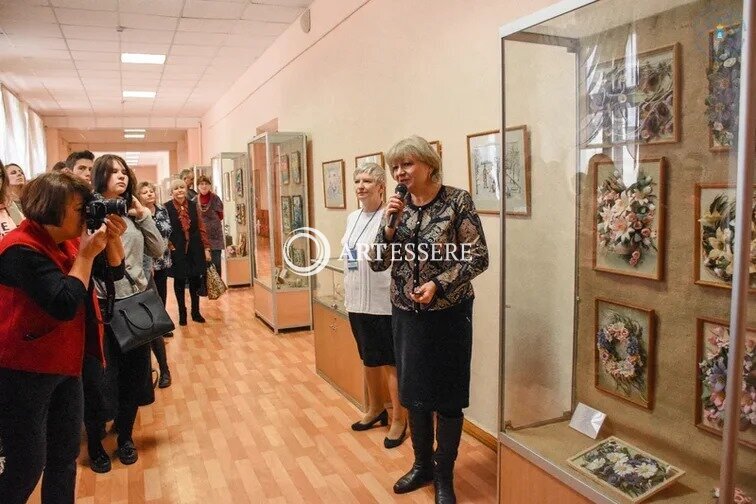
[0,84,47,177]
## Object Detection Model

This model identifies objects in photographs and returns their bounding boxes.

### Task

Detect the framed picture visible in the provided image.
[235,203,246,226]
[695,317,756,449]
[279,154,290,186]
[595,298,655,409]
[593,158,666,280]
[694,183,756,290]
[567,436,685,503]
[429,140,442,159]
[223,172,231,202]
[582,44,680,147]
[235,168,244,199]
[292,195,304,230]
[503,126,531,216]
[291,248,306,268]
[707,24,741,152]
[280,196,292,235]
[467,129,502,214]
[355,151,384,169]
[322,159,346,209]
[290,151,302,184]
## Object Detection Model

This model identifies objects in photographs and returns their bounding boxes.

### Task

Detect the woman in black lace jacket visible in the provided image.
[369,135,489,504]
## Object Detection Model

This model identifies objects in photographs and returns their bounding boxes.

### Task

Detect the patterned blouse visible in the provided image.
[369,185,489,312]
[152,204,172,271]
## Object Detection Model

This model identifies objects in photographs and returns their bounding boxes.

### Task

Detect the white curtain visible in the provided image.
[0,84,47,177]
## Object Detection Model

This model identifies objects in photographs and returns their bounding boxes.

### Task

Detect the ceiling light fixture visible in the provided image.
[122,91,156,99]
[124,133,145,139]
[123,129,145,134]
[121,53,166,65]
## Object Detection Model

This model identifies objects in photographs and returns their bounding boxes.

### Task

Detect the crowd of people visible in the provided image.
[0,134,489,504]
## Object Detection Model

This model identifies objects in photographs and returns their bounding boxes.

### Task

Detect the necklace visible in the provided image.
[346,204,382,248]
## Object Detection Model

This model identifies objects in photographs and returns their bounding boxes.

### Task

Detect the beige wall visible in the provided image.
[44,127,69,168]
[201,0,559,433]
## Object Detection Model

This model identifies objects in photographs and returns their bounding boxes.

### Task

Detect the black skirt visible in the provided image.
[392,299,473,411]
[348,312,395,367]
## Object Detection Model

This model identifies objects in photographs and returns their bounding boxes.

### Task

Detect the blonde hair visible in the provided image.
[386,135,442,183]
[170,178,186,190]
[353,162,386,188]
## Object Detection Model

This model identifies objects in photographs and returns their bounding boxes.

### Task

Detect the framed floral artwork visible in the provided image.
[582,44,680,147]
[280,196,292,235]
[290,151,302,184]
[467,129,502,214]
[322,159,346,209]
[706,24,741,152]
[595,298,655,409]
[593,158,666,280]
[567,436,685,503]
[279,154,290,186]
[695,317,756,449]
[694,183,756,290]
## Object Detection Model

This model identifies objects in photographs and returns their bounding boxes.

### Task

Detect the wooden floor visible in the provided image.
[30,286,497,503]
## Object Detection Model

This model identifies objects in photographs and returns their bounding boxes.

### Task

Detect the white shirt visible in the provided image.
[341,206,391,315]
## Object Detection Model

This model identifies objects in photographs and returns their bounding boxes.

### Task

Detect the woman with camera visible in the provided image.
[83,154,166,473]
[0,172,126,504]
[0,160,24,240]
[165,178,211,325]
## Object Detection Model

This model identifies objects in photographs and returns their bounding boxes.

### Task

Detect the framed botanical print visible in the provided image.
[707,24,741,152]
[567,436,684,503]
[582,44,680,147]
[290,151,302,184]
[355,152,384,170]
[503,126,531,216]
[694,183,756,290]
[467,129,502,214]
[595,298,655,410]
[279,154,290,186]
[322,159,346,209]
[593,158,666,280]
[291,195,304,230]
[695,317,756,449]
[280,196,292,235]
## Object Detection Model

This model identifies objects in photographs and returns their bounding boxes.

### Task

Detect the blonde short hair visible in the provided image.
[170,178,186,190]
[386,135,442,183]
[353,162,386,188]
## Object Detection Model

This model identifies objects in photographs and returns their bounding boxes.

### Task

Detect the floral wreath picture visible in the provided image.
[706,24,741,151]
[593,159,666,280]
[695,317,756,449]
[694,184,756,290]
[595,299,655,409]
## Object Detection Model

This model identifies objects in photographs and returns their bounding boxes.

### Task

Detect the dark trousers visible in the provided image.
[210,249,222,278]
[153,269,169,306]
[173,276,202,315]
[147,271,170,374]
[0,368,83,504]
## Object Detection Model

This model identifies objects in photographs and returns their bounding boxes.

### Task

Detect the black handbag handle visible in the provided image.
[118,302,156,331]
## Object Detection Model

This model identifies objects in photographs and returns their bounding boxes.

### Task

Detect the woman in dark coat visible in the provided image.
[369,136,489,504]
[165,178,211,325]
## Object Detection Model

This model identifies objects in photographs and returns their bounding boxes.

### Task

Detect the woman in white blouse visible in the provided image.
[342,162,407,448]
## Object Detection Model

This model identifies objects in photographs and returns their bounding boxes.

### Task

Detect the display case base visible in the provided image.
[253,280,311,332]
[224,256,251,287]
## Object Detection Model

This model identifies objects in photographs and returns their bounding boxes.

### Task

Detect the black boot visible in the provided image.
[178,306,187,326]
[393,410,434,494]
[433,414,464,504]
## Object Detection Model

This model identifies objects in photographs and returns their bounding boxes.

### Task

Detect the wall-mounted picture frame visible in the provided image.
[235,202,246,226]
[503,125,531,216]
[429,140,442,159]
[292,195,304,230]
[567,436,684,503]
[355,152,386,205]
[234,168,244,200]
[322,159,346,209]
[695,317,756,449]
[582,44,681,147]
[223,172,231,202]
[279,154,290,186]
[290,151,302,184]
[467,129,501,215]
[694,183,756,291]
[707,24,741,152]
[593,158,666,280]
[281,195,292,235]
[594,298,655,410]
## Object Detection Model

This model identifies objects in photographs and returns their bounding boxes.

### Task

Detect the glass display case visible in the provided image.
[498,1,754,503]
[248,132,312,332]
[312,259,345,315]
[210,152,250,287]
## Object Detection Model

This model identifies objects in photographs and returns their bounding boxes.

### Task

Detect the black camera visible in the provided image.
[84,197,128,230]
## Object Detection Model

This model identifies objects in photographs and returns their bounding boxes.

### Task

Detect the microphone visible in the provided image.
[387,183,408,229]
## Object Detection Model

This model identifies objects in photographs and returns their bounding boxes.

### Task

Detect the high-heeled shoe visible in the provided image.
[351,409,388,431]
[384,422,408,449]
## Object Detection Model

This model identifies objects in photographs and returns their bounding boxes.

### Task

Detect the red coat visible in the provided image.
[0,220,105,376]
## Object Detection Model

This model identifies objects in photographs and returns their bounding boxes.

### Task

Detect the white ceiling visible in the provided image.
[61,127,187,143]
[0,0,313,119]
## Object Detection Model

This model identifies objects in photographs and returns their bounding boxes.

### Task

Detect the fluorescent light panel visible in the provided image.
[121,53,166,65]
[122,91,156,99]
[124,133,145,139]
[123,129,145,133]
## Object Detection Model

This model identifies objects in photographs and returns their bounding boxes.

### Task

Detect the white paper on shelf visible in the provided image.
[569,403,606,439]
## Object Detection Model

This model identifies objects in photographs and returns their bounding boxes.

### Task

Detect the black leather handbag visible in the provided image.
[107,271,175,353]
